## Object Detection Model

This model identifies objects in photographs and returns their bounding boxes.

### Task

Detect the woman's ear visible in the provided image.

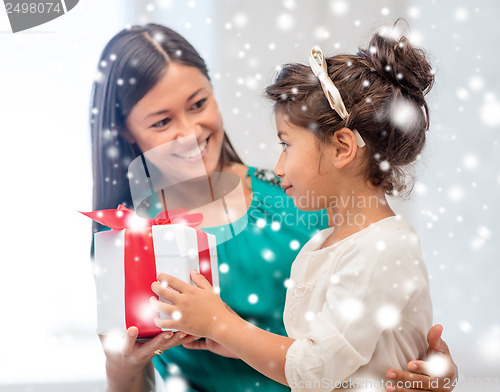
[330,128,359,169]
[120,127,136,144]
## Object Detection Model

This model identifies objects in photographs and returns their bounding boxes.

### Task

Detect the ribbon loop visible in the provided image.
[308,46,366,148]
[81,205,204,229]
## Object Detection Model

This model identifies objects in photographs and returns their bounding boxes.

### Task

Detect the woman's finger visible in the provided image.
[426,324,444,352]
[122,326,139,355]
[132,331,174,359]
[386,369,435,390]
[386,383,432,392]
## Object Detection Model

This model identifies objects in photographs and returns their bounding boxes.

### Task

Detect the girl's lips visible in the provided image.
[282,185,293,195]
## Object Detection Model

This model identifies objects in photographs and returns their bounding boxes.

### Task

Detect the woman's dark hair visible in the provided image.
[90,24,243,239]
[265,25,435,196]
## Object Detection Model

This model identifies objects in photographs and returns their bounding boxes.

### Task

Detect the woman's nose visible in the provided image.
[174,115,202,139]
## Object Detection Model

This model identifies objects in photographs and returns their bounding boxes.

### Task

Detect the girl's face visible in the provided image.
[274,111,337,211]
[124,63,225,175]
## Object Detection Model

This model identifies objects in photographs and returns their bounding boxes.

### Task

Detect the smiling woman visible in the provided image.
[90,24,243,231]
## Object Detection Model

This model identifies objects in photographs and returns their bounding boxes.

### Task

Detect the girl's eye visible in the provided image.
[152,117,171,128]
[191,97,208,110]
[279,141,289,152]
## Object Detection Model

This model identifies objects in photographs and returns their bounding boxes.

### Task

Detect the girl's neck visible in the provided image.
[324,185,395,247]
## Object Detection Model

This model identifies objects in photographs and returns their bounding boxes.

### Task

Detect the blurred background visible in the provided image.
[1,0,498,391]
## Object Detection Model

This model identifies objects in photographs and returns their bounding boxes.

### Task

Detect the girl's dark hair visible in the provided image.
[265,26,435,196]
[90,24,243,238]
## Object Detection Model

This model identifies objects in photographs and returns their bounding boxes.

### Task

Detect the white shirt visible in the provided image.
[284,216,432,391]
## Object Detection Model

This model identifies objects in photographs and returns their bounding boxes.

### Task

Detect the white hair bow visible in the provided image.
[308,46,365,148]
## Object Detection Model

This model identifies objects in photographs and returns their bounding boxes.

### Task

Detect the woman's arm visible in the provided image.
[385,325,458,392]
[150,271,294,385]
[100,326,196,392]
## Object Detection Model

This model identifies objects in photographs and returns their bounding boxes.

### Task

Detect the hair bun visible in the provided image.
[360,31,434,101]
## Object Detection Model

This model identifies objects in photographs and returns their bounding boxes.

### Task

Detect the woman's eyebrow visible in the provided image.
[145,88,206,120]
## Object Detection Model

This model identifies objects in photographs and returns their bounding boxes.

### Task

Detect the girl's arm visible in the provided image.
[150,271,294,385]
[100,327,196,392]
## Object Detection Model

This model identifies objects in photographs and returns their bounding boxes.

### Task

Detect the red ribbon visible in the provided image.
[81,205,213,338]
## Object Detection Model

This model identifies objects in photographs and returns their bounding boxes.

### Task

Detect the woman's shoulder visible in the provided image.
[247,166,282,189]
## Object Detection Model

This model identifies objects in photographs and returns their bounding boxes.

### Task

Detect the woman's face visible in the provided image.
[124,63,225,175]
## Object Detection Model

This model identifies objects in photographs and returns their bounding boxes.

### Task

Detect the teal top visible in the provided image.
[152,167,329,392]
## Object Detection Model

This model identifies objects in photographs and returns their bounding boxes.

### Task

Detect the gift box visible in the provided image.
[82,205,218,339]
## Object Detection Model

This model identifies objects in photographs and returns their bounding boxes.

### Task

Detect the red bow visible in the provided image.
[80,204,203,230]
[81,205,212,339]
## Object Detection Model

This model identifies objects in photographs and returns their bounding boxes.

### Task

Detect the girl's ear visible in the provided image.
[330,128,359,169]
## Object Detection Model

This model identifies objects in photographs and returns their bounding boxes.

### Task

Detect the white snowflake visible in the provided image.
[314,26,330,40]
[248,294,259,304]
[459,319,473,334]
[283,0,297,11]
[338,298,364,322]
[454,7,469,22]
[479,93,500,126]
[330,0,348,16]
[276,13,294,31]
[376,304,400,328]
[165,376,188,392]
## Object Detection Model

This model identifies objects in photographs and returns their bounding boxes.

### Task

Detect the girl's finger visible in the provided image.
[121,326,139,355]
[154,317,178,330]
[150,296,176,314]
[151,282,180,303]
[190,269,213,290]
[156,273,191,293]
[183,340,207,350]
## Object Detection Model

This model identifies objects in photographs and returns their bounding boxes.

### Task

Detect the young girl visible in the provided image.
[150,30,438,391]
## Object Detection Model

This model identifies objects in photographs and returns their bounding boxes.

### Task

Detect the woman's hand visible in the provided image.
[183,338,239,358]
[150,270,230,338]
[385,324,458,392]
[100,326,197,392]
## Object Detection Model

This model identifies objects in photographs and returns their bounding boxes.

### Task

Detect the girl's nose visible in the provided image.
[274,154,285,178]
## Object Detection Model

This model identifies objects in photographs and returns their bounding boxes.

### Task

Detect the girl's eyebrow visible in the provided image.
[145,88,206,119]
[277,130,287,139]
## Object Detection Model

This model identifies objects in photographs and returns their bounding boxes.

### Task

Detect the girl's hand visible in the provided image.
[100,326,197,391]
[385,325,458,392]
[183,338,239,358]
[150,270,230,338]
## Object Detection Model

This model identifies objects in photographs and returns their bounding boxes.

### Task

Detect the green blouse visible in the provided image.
[152,167,329,392]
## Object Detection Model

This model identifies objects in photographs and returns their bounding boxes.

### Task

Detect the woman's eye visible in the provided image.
[191,98,208,110]
[279,141,289,152]
[152,117,171,128]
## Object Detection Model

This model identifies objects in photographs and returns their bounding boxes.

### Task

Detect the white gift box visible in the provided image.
[93,223,218,338]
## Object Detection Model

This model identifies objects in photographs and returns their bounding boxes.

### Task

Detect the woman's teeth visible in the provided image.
[174,139,208,159]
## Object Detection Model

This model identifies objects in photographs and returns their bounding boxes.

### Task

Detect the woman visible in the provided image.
[89,23,457,392]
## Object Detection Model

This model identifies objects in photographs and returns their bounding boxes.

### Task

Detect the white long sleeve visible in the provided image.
[283,216,432,391]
